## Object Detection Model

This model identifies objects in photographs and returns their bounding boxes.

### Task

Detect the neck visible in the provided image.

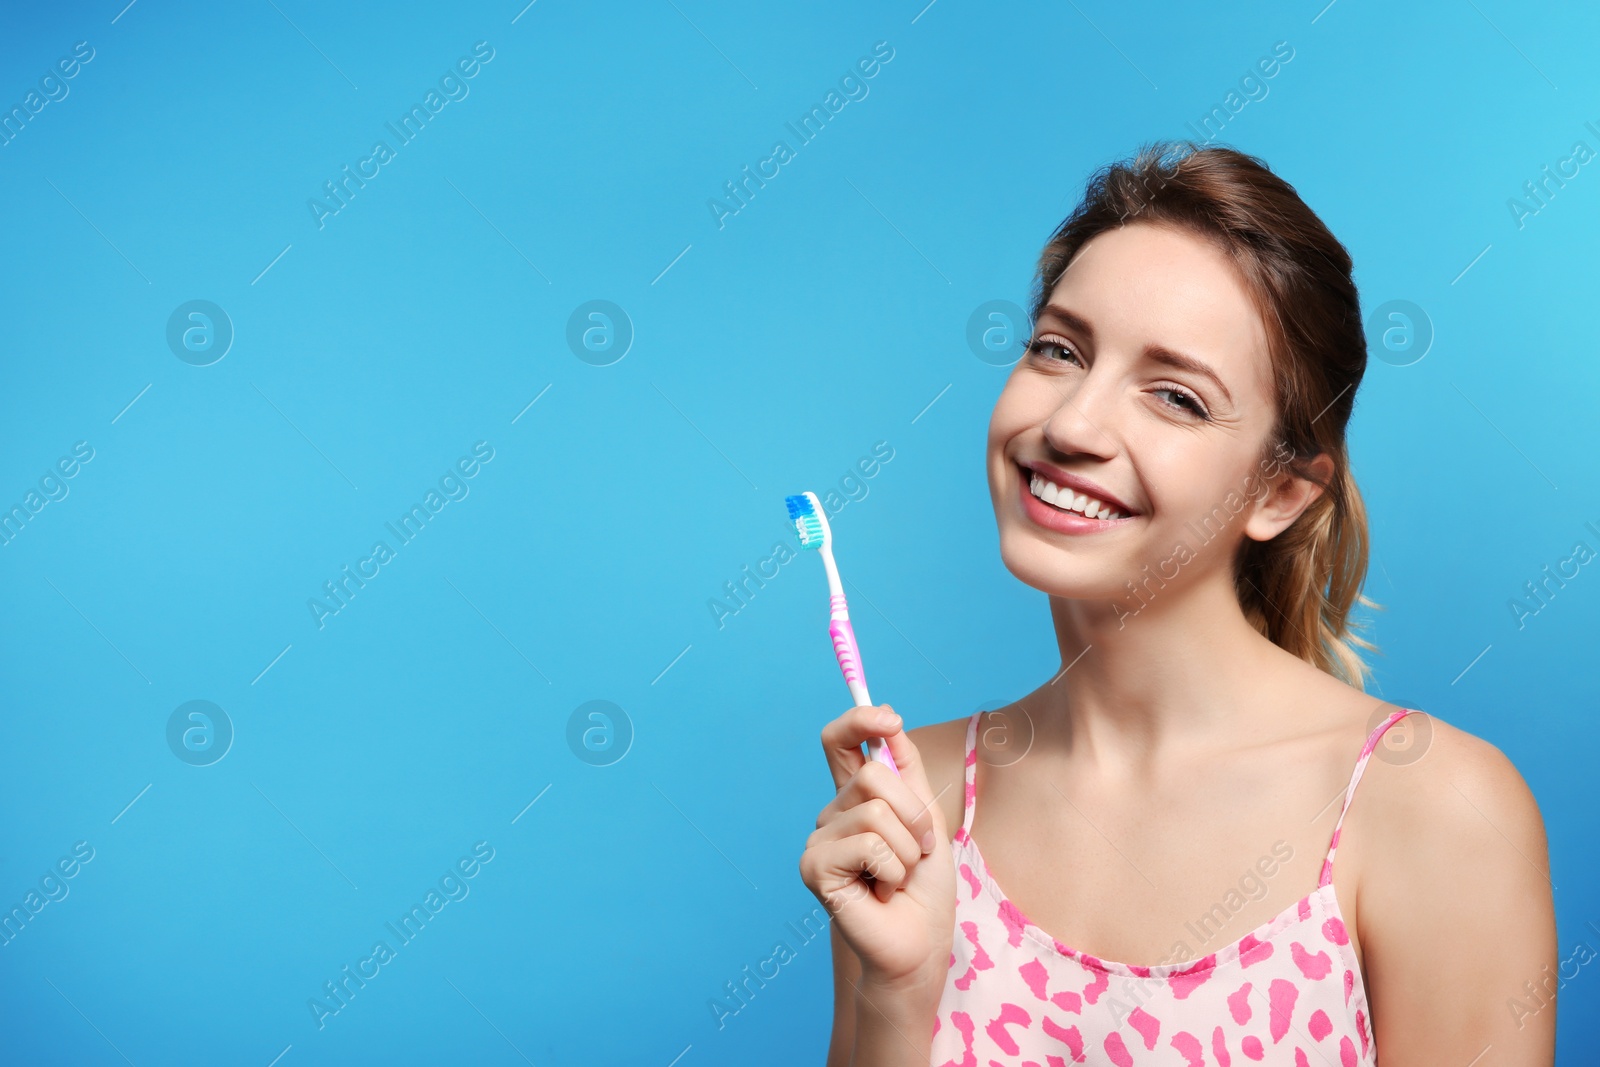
[1031,574,1283,767]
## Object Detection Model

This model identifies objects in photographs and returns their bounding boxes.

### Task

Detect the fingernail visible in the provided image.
[877,710,901,728]
[921,830,936,854]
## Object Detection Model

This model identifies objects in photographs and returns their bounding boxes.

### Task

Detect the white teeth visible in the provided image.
[1027,470,1127,520]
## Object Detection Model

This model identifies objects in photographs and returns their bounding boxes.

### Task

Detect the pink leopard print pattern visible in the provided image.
[929,708,1415,1066]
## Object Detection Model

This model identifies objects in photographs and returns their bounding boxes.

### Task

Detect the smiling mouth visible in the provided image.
[1022,466,1133,521]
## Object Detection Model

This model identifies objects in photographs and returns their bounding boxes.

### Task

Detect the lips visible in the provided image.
[1016,478,1135,535]
[1017,460,1139,518]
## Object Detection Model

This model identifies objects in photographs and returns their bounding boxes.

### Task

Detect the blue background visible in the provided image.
[2,0,1596,1063]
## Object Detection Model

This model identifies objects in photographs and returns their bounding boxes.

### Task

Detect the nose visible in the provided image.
[1040,366,1119,460]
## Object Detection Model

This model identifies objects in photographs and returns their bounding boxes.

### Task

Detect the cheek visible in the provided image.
[986,390,1021,468]
[1143,449,1255,532]
[1135,436,1220,508]
[987,386,1042,476]
[988,375,1051,445]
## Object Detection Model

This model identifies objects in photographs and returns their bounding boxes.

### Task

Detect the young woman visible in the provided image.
[799,143,1557,1066]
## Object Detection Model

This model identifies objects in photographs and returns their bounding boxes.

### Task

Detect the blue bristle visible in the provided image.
[785,493,825,549]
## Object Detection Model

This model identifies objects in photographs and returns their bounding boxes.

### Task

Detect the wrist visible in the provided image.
[851,976,941,1067]
[854,966,945,1019]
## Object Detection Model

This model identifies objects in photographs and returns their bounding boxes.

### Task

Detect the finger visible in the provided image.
[808,796,925,875]
[821,704,903,791]
[857,832,911,900]
[816,760,938,857]
[800,833,908,910]
[880,719,946,838]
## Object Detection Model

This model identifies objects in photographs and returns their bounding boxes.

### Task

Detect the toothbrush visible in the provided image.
[785,491,901,777]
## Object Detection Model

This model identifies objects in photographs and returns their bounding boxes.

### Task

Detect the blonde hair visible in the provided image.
[1029,140,1378,688]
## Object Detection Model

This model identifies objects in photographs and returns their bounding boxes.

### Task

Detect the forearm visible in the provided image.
[849,980,938,1067]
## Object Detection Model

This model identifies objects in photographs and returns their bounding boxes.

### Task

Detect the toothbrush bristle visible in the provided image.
[785,493,827,550]
[795,515,824,549]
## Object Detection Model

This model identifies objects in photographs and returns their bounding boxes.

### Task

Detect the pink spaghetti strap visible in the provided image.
[959,711,981,838]
[1318,708,1415,887]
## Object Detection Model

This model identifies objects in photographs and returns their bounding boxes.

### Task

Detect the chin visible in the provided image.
[994,524,1135,600]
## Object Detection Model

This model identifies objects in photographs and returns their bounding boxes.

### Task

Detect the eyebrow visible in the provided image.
[1037,303,1235,408]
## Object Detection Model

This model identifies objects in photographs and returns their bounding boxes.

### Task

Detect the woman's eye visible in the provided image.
[1154,387,1208,419]
[1026,338,1081,365]
[1025,340,1210,421]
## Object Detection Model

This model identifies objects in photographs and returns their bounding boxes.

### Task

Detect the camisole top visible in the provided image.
[929,707,1416,1066]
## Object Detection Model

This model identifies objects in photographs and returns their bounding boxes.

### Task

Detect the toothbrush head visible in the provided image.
[785,491,831,551]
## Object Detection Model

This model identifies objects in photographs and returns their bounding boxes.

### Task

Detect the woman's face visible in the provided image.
[988,220,1298,606]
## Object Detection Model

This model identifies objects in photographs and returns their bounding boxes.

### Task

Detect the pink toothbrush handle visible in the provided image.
[829,615,869,697]
[829,611,901,777]
[866,736,901,776]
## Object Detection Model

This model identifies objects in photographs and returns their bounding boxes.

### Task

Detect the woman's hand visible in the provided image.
[799,704,956,998]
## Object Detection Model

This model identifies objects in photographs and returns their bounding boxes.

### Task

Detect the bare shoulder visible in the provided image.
[1342,707,1556,1056]
[1281,658,1548,861]
[907,714,970,843]
[1350,709,1549,871]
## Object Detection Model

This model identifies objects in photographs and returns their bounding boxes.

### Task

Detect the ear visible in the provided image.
[1243,451,1334,542]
